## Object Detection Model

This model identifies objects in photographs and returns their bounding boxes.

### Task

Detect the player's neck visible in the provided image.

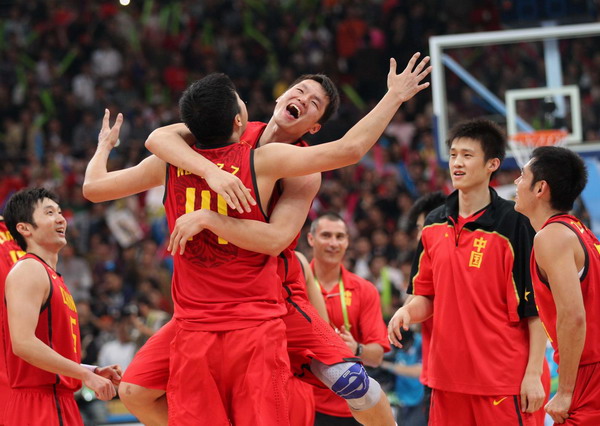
[314,261,342,292]
[457,184,491,217]
[529,204,563,232]
[27,246,59,270]
[259,121,300,147]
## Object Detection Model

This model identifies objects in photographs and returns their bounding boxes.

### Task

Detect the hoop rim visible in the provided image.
[510,129,569,147]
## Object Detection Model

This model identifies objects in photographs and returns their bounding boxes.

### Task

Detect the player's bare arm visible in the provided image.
[253,53,431,185]
[520,317,547,413]
[388,295,433,348]
[535,224,586,424]
[295,250,330,322]
[6,259,116,401]
[169,173,321,256]
[145,123,256,214]
[83,109,166,202]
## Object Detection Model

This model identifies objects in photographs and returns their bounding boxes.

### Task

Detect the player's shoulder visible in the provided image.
[6,256,49,288]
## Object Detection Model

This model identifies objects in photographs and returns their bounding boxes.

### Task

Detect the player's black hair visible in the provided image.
[446,119,506,164]
[4,187,60,250]
[179,73,241,146]
[289,74,340,124]
[407,191,446,231]
[529,146,588,212]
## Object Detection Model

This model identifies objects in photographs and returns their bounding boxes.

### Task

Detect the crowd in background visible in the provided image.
[0,0,598,422]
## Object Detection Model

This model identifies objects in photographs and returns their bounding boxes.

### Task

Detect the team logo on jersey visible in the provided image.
[492,397,507,406]
[468,237,487,268]
[345,290,352,307]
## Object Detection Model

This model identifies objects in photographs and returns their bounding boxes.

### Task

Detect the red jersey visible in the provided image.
[0,221,25,422]
[531,214,600,366]
[311,263,390,417]
[3,254,81,391]
[409,188,537,395]
[242,121,311,299]
[164,141,285,331]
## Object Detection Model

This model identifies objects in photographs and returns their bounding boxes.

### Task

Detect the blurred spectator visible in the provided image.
[57,243,93,302]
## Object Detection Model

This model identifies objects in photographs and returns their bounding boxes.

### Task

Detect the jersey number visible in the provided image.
[9,250,25,264]
[69,316,78,354]
[185,188,229,244]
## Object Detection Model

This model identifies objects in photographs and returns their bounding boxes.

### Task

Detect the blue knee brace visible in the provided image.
[331,363,370,399]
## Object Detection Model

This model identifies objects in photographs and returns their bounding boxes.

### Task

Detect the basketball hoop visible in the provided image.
[508,129,569,169]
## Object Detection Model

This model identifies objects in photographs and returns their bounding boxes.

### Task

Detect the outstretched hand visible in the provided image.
[387,53,432,103]
[98,109,123,151]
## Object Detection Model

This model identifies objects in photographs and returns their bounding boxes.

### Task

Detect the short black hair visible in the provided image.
[529,146,587,212]
[407,191,446,230]
[179,73,240,146]
[4,187,60,250]
[289,74,340,124]
[446,119,506,164]
[309,212,346,234]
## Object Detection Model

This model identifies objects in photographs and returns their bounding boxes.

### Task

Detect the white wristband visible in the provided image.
[81,364,98,373]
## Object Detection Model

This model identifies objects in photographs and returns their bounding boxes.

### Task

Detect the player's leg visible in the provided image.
[227,319,290,426]
[310,360,395,426]
[167,327,229,426]
[284,293,395,426]
[118,319,176,426]
[5,388,83,426]
[118,383,167,426]
[288,377,315,426]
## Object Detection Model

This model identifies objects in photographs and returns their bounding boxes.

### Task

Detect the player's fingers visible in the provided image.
[521,394,528,413]
[101,108,110,132]
[388,57,397,76]
[235,185,254,213]
[222,191,240,213]
[179,234,189,255]
[111,113,124,136]
[414,56,430,74]
[404,52,420,73]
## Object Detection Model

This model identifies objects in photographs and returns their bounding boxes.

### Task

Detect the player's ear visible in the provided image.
[307,232,315,247]
[307,123,322,135]
[16,222,32,238]
[487,158,500,173]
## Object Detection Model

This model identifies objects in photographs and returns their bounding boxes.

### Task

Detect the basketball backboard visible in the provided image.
[429,22,600,166]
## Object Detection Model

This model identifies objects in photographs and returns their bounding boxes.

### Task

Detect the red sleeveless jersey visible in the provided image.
[0,221,25,417]
[3,253,81,391]
[531,214,600,365]
[164,141,285,331]
[241,121,310,290]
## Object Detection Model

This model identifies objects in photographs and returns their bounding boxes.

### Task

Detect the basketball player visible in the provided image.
[2,188,121,426]
[514,146,600,424]
[86,56,431,425]
[388,119,547,425]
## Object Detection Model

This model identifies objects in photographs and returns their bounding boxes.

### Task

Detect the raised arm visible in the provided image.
[83,109,166,202]
[168,173,321,257]
[254,53,431,181]
[6,260,116,400]
[145,123,255,213]
[535,225,586,424]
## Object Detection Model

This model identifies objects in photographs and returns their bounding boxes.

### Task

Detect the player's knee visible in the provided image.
[310,361,381,410]
[118,382,159,407]
[344,377,381,411]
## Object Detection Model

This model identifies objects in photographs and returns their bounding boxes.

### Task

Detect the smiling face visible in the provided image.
[308,217,349,267]
[513,159,538,215]
[449,137,499,191]
[25,198,67,251]
[273,79,328,137]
